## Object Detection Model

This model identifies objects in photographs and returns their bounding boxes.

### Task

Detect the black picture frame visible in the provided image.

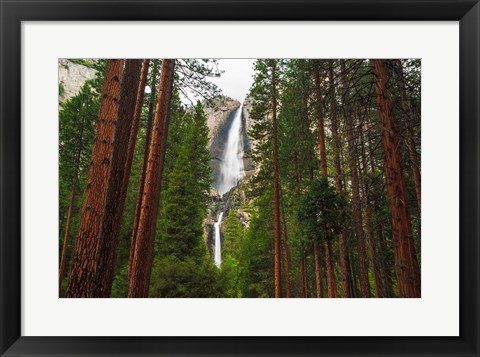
[1,0,479,356]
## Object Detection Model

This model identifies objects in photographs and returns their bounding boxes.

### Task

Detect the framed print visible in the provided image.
[1,0,479,356]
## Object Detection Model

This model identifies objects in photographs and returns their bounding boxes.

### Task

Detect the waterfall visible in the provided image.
[214,212,224,267]
[214,105,244,267]
[217,106,244,196]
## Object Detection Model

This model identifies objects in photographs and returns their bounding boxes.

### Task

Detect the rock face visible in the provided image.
[58,59,97,103]
[241,95,256,177]
[204,189,223,256]
[204,179,252,258]
[205,96,241,146]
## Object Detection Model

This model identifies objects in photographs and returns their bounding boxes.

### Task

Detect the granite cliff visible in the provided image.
[58,59,97,104]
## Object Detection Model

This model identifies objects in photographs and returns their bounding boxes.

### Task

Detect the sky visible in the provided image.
[209,59,255,103]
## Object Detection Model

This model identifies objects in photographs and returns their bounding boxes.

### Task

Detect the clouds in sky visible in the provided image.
[210,59,255,103]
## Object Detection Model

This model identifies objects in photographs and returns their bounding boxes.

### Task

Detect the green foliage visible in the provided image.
[110,264,129,298]
[58,77,101,251]
[248,59,284,167]
[218,210,245,297]
[69,58,98,69]
[223,209,244,257]
[149,101,222,297]
[297,178,344,246]
[219,255,242,297]
[156,102,211,258]
[278,60,318,195]
[175,59,222,102]
[237,210,274,298]
[150,254,224,298]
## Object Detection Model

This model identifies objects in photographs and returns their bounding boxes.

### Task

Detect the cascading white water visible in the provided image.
[217,106,244,196]
[214,212,224,267]
[214,105,244,267]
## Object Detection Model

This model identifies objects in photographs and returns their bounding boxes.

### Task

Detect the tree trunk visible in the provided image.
[122,59,150,199]
[394,60,421,212]
[328,62,352,298]
[348,248,359,297]
[358,119,385,297]
[324,237,338,297]
[365,212,384,297]
[340,60,371,298]
[128,59,176,298]
[371,59,421,298]
[129,60,159,274]
[314,65,328,177]
[59,122,84,290]
[313,240,324,297]
[314,63,338,298]
[280,209,291,297]
[376,224,394,297]
[362,176,384,297]
[368,138,394,297]
[66,59,124,298]
[271,61,282,298]
[301,256,308,298]
[98,59,143,296]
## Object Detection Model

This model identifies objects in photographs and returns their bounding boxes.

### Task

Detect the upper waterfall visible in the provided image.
[217,105,244,195]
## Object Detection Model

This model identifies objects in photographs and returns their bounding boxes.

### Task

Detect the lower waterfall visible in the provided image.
[214,212,224,267]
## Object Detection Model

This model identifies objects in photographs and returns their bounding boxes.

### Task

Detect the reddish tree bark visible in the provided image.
[371,59,421,298]
[129,60,159,274]
[66,59,124,298]
[394,60,421,211]
[324,237,338,297]
[271,60,282,298]
[128,59,176,298]
[367,137,394,297]
[98,59,143,296]
[280,208,291,297]
[122,59,150,199]
[313,240,324,298]
[341,60,371,298]
[348,249,359,296]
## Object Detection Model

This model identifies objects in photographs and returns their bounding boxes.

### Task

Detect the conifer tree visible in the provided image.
[129,59,160,275]
[66,59,125,298]
[149,102,221,297]
[340,60,371,298]
[314,60,337,298]
[371,59,421,298]
[58,77,101,292]
[98,59,143,296]
[328,61,353,297]
[249,59,283,297]
[128,59,176,298]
